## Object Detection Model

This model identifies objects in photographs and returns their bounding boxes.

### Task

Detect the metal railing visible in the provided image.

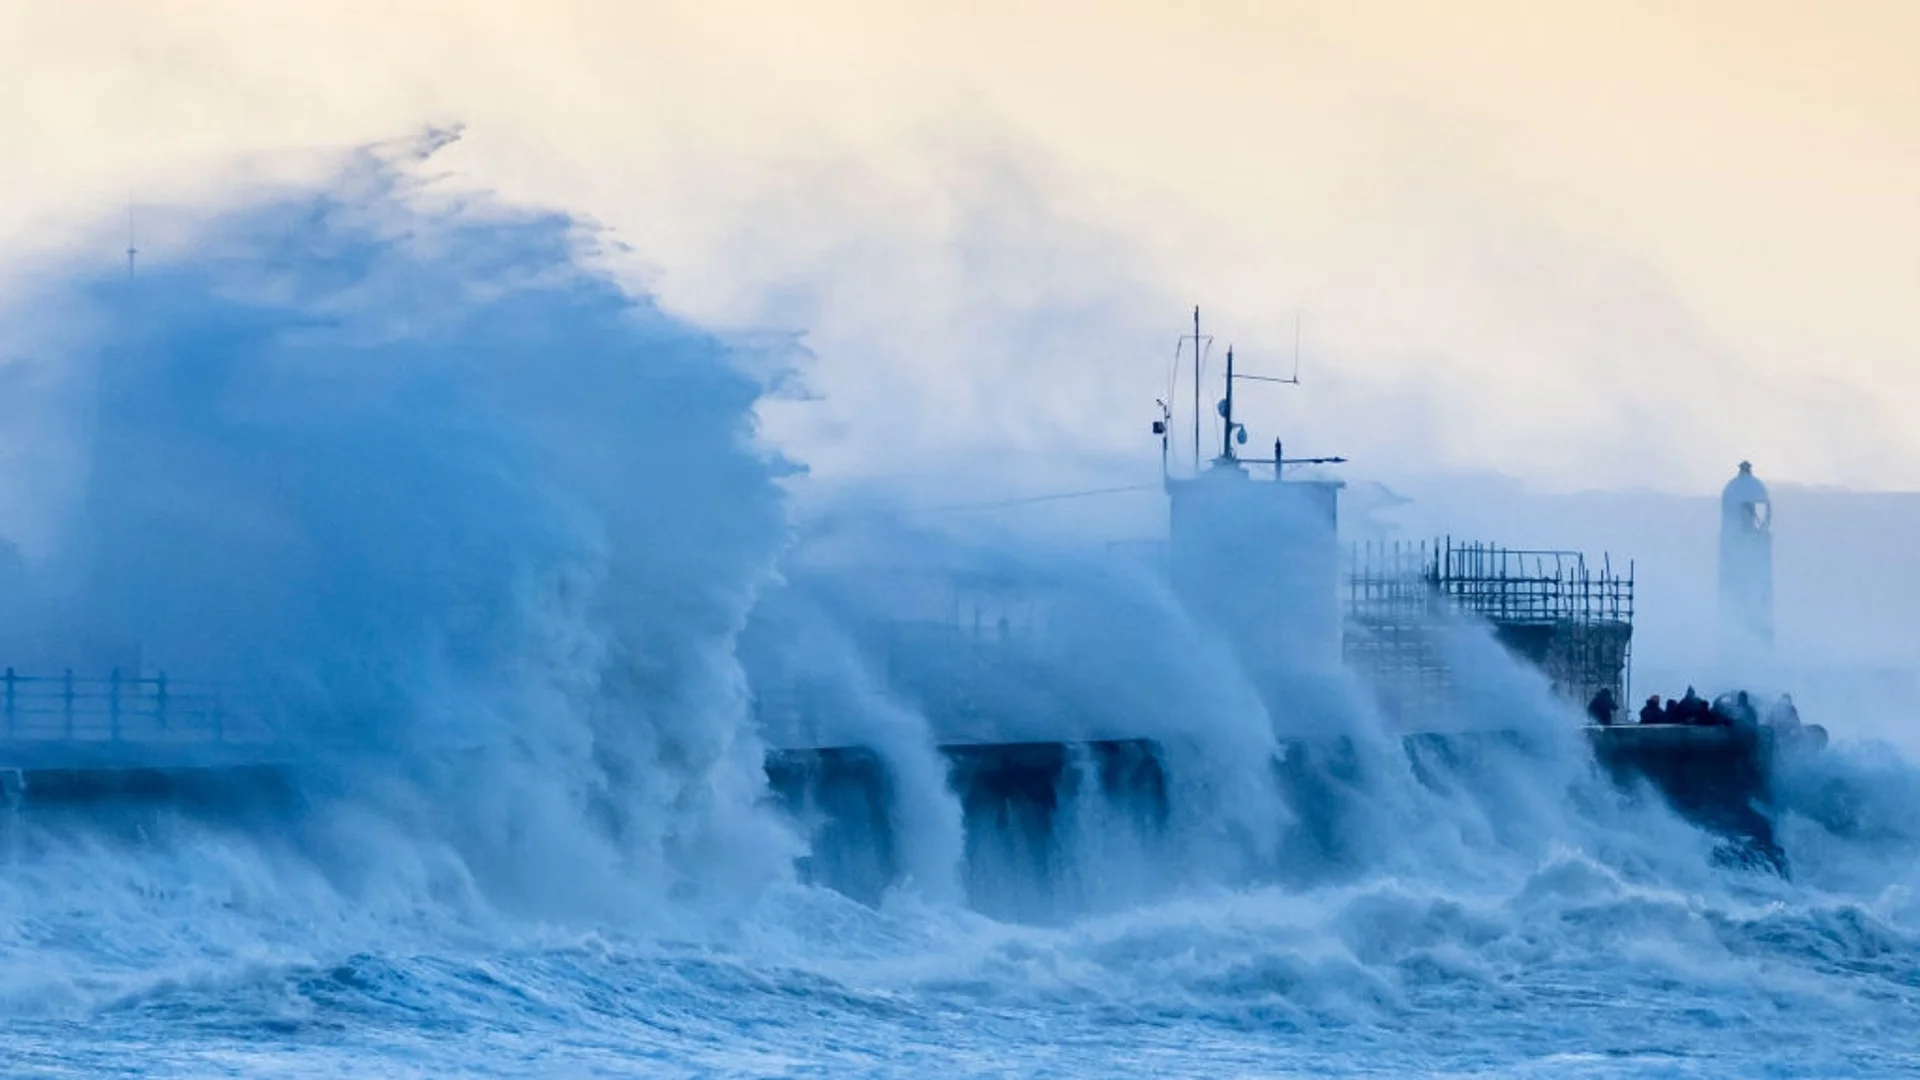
[1343,537,1637,714]
[0,669,271,744]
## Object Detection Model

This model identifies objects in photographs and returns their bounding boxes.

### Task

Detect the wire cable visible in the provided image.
[917,483,1163,516]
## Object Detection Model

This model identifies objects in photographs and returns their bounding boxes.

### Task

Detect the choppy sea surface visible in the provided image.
[2,137,1918,1077]
[7,758,1920,1080]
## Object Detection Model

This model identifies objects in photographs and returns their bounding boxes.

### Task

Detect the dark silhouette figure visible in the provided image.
[1677,687,1712,725]
[1587,687,1619,726]
[1639,694,1664,724]
[1720,687,1751,722]
[1768,693,1802,730]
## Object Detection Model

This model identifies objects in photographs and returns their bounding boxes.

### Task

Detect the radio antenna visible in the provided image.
[1291,311,1302,383]
[1191,306,1202,472]
[125,194,137,279]
[1175,306,1213,474]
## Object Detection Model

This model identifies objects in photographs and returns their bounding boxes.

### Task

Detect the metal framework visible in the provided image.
[0,668,268,747]
[1344,538,1635,718]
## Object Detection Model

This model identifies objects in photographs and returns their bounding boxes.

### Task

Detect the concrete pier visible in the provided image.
[764,724,1806,905]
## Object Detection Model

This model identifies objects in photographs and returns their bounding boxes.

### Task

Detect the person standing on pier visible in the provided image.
[1587,687,1619,726]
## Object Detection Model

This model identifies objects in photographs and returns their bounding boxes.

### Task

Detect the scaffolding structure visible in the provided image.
[1344,538,1635,720]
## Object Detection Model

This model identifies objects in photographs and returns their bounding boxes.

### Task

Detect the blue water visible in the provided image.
[3,135,1920,1078]
[8,805,1920,1078]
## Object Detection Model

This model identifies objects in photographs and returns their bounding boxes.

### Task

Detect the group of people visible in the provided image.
[1586,685,1800,729]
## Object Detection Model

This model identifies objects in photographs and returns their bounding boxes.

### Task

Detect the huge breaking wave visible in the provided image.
[0,140,1918,1077]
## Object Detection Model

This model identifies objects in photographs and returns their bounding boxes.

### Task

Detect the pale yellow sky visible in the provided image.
[1,1,1915,492]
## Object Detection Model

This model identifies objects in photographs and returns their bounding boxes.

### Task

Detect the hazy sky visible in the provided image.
[3,1,1915,494]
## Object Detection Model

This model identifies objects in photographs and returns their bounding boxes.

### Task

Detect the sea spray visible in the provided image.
[0,133,802,922]
[749,500,1656,912]
[741,580,968,904]
[6,141,1920,1078]
[749,510,1301,907]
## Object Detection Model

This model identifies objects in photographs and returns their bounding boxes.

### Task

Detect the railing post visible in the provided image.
[109,668,122,740]
[62,669,74,739]
[155,672,169,731]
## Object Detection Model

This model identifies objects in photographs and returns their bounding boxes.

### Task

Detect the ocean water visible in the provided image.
[2,137,1920,1078]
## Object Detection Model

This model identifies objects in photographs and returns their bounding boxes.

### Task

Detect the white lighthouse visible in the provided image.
[1718,460,1774,655]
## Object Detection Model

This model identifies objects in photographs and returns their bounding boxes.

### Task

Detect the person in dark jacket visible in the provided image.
[1639,694,1665,724]
[1677,686,1711,725]
[1720,687,1751,722]
[1768,694,1802,729]
[1587,687,1619,726]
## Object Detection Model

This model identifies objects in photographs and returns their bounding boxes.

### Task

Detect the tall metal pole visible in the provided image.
[1191,307,1201,473]
[1221,346,1235,461]
[1157,399,1171,482]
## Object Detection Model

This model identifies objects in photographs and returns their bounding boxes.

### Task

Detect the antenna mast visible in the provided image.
[1153,398,1171,481]
[1217,312,1340,475]
[125,195,137,279]
[1292,311,1302,383]
[1191,306,1202,473]
[1156,306,1342,479]
[1220,346,1236,462]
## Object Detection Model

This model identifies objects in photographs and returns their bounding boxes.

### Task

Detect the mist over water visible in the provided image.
[1,143,1918,1076]
[0,135,801,925]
